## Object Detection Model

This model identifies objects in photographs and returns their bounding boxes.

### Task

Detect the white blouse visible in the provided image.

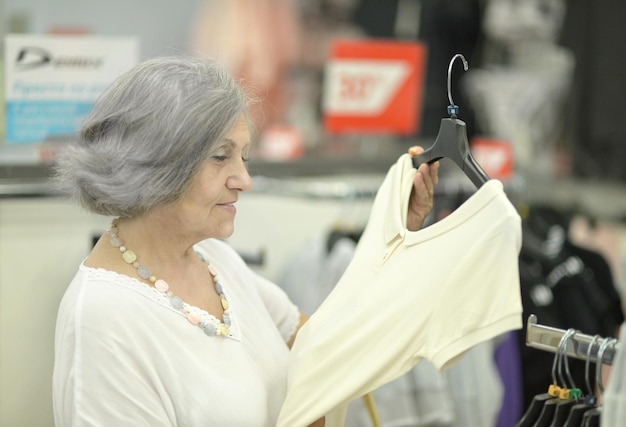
[53,238,300,427]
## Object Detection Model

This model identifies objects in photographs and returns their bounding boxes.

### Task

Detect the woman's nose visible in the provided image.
[228,159,253,192]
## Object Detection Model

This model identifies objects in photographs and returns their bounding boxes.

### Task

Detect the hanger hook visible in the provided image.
[446,54,469,117]
[555,328,576,389]
[585,335,600,404]
[560,329,578,390]
[551,328,575,387]
[596,337,617,395]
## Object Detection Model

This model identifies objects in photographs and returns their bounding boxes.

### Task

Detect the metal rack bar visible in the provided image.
[526,314,620,366]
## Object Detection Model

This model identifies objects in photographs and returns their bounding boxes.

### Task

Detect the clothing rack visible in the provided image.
[526,314,620,366]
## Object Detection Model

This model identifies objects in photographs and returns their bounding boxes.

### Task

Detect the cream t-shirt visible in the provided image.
[277,154,523,427]
[53,238,300,427]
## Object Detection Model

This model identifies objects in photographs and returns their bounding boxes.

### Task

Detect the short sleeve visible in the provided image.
[195,238,301,344]
[254,273,301,343]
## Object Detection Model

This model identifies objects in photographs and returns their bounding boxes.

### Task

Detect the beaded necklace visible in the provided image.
[106,219,231,337]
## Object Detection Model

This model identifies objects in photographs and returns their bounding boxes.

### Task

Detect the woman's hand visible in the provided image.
[407,146,439,231]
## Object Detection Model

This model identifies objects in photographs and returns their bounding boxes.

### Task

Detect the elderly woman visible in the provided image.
[52,56,438,427]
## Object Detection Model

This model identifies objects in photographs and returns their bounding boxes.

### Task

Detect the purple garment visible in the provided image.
[495,331,523,427]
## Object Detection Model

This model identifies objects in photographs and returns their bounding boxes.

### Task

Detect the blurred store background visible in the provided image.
[1,1,625,426]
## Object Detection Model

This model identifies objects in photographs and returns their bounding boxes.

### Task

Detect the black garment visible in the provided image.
[518,252,575,409]
[568,243,624,337]
[517,206,624,410]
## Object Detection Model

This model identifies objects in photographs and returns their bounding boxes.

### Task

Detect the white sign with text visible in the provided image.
[4,34,139,144]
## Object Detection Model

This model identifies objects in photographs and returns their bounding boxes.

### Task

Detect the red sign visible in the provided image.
[323,39,427,135]
[470,137,514,181]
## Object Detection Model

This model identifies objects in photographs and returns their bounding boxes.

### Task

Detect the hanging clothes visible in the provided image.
[276,154,523,427]
[277,235,356,318]
[516,205,625,410]
[515,320,621,426]
[569,215,625,300]
[445,339,505,427]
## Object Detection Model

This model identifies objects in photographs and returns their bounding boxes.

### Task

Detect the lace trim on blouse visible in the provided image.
[82,264,241,341]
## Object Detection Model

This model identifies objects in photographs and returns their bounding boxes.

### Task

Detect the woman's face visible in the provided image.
[168,118,252,241]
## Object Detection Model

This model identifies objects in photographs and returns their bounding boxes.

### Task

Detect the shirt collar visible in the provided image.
[383,154,416,244]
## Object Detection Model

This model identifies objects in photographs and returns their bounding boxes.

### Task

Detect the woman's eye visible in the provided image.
[212,155,228,162]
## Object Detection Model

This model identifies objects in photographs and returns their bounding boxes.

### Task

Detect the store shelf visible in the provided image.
[1,156,624,223]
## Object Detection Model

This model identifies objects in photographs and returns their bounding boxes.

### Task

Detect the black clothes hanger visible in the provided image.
[515,329,577,427]
[516,394,555,427]
[563,402,595,427]
[412,54,489,189]
[562,335,600,427]
[549,399,576,427]
[548,330,582,427]
[533,399,559,427]
[531,329,579,427]
[579,410,600,427]
[579,338,618,427]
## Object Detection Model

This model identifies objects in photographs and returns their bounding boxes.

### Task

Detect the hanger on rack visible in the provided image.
[524,315,621,427]
[515,390,554,427]
[579,337,618,427]
[560,334,598,427]
[535,329,582,427]
[525,315,619,365]
[515,328,577,426]
[547,330,581,427]
[412,53,489,189]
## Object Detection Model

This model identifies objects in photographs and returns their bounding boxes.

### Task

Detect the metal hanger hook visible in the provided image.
[447,54,469,107]
[560,329,578,390]
[596,337,618,395]
[552,328,576,387]
[585,335,600,403]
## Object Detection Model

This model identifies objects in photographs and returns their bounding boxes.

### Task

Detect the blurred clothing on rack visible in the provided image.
[516,205,624,410]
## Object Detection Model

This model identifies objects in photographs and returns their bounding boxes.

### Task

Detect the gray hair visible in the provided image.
[53,56,252,217]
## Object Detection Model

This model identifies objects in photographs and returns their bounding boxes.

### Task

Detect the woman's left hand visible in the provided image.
[407,146,439,231]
